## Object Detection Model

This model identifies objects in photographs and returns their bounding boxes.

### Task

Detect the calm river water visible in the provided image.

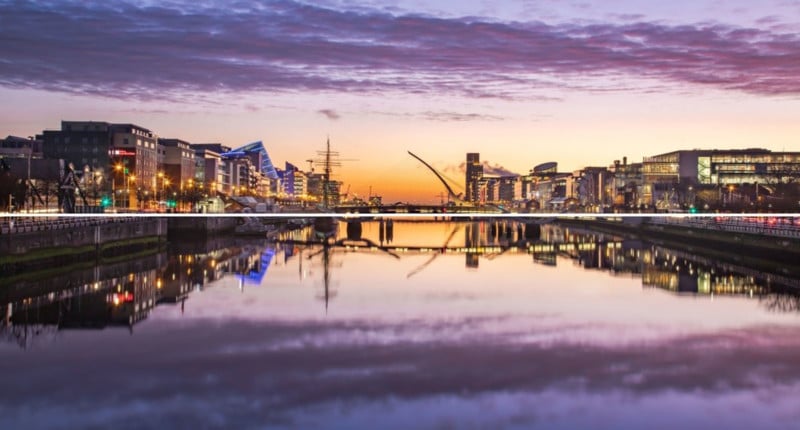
[1,220,799,429]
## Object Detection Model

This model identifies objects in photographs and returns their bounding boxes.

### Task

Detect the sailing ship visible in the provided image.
[313,137,341,239]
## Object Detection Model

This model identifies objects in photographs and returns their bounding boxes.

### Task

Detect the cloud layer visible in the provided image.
[2,318,800,428]
[1,0,799,102]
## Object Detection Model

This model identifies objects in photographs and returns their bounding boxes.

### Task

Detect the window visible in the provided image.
[697,157,711,183]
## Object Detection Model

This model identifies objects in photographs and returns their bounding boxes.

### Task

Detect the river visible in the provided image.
[1,220,799,429]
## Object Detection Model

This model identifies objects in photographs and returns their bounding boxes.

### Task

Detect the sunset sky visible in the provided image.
[2,0,799,202]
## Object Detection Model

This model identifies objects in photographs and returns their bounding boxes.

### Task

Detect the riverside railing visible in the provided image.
[0,216,137,235]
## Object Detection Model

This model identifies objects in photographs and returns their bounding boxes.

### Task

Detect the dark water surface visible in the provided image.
[2,220,800,429]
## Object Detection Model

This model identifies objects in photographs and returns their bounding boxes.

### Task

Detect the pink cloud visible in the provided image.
[1,1,798,101]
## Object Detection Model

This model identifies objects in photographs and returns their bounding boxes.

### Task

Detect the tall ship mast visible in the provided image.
[315,137,342,211]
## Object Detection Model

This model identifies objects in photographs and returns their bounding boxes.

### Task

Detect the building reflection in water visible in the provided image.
[2,220,799,349]
[0,239,278,348]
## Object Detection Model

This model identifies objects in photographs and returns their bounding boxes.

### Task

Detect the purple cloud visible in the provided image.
[0,0,799,101]
[317,108,341,120]
[374,110,505,122]
[2,318,800,427]
[419,111,504,122]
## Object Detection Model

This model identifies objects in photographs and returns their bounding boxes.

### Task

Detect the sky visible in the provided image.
[1,0,800,203]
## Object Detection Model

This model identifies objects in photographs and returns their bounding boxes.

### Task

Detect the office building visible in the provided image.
[465,153,482,203]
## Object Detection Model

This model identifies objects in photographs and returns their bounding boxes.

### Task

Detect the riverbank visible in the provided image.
[556,217,800,269]
[1,218,168,278]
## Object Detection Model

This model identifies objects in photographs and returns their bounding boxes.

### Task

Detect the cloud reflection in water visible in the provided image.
[1,317,799,429]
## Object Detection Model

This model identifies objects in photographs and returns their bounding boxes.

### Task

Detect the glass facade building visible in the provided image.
[643,149,800,186]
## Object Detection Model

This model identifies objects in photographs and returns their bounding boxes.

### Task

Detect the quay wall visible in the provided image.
[1,218,168,256]
[0,218,168,277]
[557,217,800,264]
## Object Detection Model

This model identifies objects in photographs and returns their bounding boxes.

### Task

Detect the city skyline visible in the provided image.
[2,0,800,202]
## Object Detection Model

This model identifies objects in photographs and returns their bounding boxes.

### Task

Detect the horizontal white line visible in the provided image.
[0,213,797,219]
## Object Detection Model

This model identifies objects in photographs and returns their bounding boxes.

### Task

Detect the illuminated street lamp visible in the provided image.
[112,163,123,209]
[157,171,164,202]
[163,178,170,209]
[728,184,735,206]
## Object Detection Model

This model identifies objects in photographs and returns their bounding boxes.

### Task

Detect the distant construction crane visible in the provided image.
[341,184,351,202]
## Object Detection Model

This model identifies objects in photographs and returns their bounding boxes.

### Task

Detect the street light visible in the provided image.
[728,184,735,207]
[162,178,170,211]
[113,164,123,209]
[25,137,33,212]
[157,171,164,202]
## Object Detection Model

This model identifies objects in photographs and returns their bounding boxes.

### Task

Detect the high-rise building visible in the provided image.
[283,162,306,197]
[572,167,612,208]
[305,172,326,202]
[228,141,278,180]
[41,121,158,209]
[465,153,482,203]
[158,138,196,199]
[192,144,229,196]
[641,148,800,209]
[497,176,518,203]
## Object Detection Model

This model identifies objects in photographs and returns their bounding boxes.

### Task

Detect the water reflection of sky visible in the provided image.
[2,224,800,429]
[154,251,800,343]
